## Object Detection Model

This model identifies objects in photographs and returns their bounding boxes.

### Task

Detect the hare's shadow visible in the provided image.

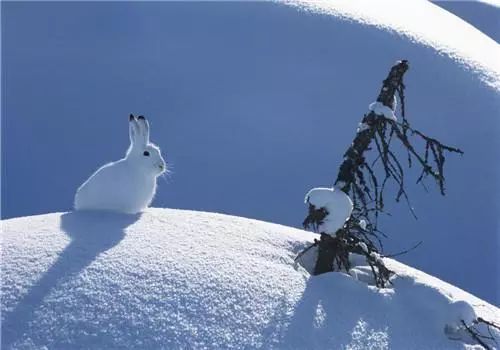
[1,211,141,349]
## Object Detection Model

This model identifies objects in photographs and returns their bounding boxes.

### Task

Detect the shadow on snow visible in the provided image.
[1,210,141,349]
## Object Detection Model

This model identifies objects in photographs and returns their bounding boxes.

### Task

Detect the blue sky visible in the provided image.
[2,2,498,304]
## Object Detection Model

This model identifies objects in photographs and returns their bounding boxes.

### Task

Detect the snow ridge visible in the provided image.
[2,209,499,349]
[284,0,500,90]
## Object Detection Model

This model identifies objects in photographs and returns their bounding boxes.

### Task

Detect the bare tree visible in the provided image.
[301,60,463,287]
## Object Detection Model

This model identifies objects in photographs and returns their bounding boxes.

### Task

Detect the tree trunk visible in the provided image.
[313,60,409,275]
[335,60,409,192]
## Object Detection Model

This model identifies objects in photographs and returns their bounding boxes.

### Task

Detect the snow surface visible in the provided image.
[2,209,499,349]
[477,0,500,8]
[285,0,500,90]
[437,1,500,42]
[3,1,499,304]
[305,187,353,234]
[369,102,397,121]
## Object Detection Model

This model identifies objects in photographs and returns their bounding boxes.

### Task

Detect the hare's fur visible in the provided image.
[74,115,166,214]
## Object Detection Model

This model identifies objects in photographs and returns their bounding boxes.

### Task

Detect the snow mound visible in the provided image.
[305,187,353,234]
[3,0,499,305]
[1,209,499,349]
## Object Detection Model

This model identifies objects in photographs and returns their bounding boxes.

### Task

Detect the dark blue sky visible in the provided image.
[2,2,498,304]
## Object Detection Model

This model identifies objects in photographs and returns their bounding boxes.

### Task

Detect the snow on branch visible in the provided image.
[300,60,463,288]
[460,317,500,350]
[303,187,353,235]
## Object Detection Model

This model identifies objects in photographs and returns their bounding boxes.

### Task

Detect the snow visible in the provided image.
[285,0,500,90]
[305,187,353,234]
[369,101,397,121]
[4,1,499,304]
[437,1,500,42]
[356,122,369,133]
[444,301,479,342]
[2,209,499,349]
[477,0,500,8]
[358,242,368,253]
[448,300,478,327]
[359,219,367,230]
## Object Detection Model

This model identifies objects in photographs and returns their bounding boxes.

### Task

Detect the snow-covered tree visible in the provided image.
[300,60,463,287]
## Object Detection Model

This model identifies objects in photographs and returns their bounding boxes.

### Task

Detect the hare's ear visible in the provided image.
[137,115,150,145]
[129,114,141,146]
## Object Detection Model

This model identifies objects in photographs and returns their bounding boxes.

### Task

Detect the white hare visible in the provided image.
[74,114,166,214]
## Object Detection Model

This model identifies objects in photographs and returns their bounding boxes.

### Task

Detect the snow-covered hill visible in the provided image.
[3,1,499,304]
[286,0,500,89]
[437,0,500,42]
[2,209,498,349]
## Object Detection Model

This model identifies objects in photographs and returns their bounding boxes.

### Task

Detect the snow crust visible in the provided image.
[369,102,397,121]
[2,209,498,349]
[305,187,353,234]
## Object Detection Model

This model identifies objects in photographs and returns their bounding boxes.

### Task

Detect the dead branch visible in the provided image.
[300,60,462,287]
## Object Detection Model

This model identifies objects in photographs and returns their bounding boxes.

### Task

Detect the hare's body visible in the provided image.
[74,115,166,214]
[75,159,157,213]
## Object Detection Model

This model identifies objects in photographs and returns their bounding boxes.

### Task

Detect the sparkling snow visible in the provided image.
[2,209,498,349]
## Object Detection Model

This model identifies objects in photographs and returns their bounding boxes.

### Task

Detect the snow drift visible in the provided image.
[2,209,498,349]
[3,0,499,305]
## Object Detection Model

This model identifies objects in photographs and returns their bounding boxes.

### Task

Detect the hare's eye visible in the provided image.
[143,151,150,156]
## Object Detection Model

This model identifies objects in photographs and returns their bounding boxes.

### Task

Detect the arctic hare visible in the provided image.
[74,114,166,214]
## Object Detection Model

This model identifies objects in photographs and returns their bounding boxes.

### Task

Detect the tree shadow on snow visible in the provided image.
[281,272,391,349]
[1,211,141,349]
[280,271,470,349]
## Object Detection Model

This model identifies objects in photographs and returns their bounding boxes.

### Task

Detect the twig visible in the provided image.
[383,241,423,258]
[461,320,492,350]
[302,60,461,289]
[477,318,500,331]
[294,240,319,262]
